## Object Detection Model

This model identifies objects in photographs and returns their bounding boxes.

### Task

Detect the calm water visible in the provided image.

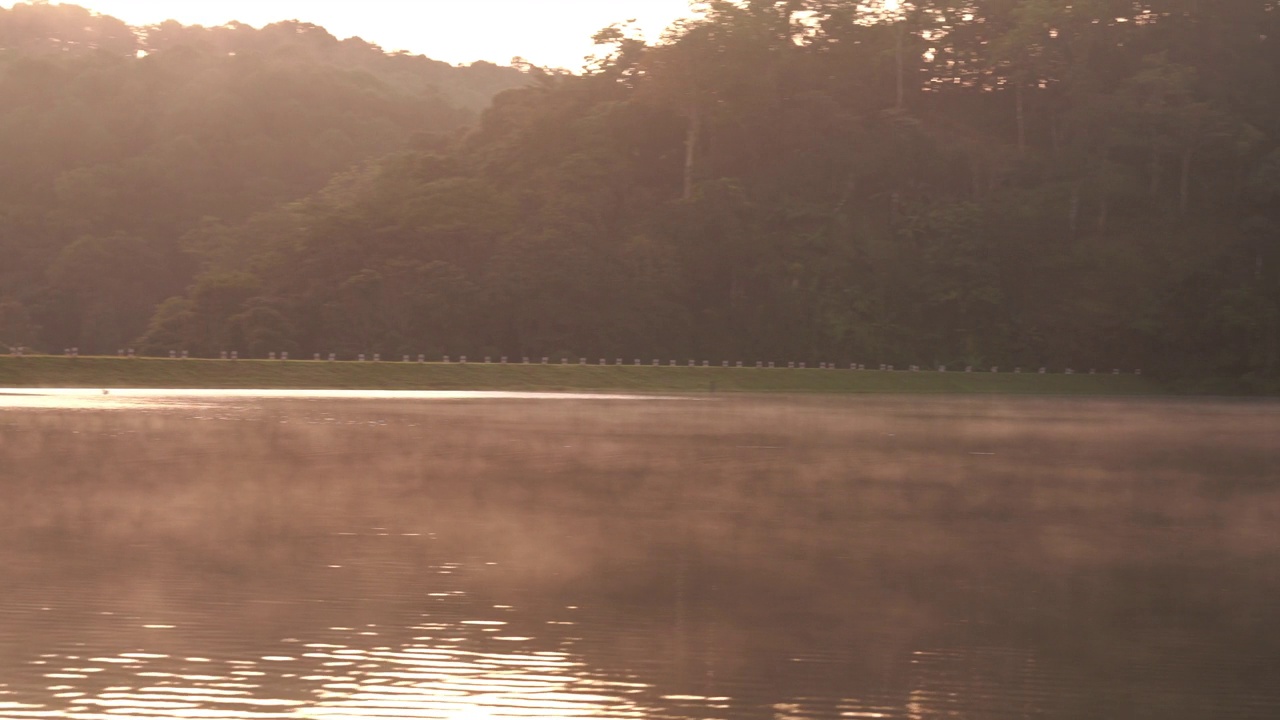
[1,390,1278,719]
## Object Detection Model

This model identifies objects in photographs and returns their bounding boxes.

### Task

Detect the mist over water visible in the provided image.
[1,393,1278,719]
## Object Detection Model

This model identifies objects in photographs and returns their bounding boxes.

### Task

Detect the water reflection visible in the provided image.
[1,394,1278,719]
[0,388,678,411]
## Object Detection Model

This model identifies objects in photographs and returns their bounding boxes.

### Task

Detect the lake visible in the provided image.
[1,390,1278,719]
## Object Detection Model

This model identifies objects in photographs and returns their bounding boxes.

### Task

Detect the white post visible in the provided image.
[359,354,366,362]
[281,352,288,361]
[330,353,337,362]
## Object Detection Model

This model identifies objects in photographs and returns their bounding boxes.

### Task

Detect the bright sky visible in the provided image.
[3,0,700,69]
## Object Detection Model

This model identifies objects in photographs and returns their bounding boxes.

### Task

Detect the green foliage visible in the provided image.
[0,298,39,350]
[0,2,528,354]
[4,1,1279,384]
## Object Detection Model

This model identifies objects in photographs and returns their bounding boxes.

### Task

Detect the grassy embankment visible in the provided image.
[0,355,1163,395]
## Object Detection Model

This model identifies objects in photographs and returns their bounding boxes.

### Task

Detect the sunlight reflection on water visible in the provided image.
[1,395,1277,719]
[0,388,683,410]
[29,638,653,719]
[5,605,666,719]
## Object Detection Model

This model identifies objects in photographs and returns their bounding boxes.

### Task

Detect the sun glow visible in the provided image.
[0,0,696,69]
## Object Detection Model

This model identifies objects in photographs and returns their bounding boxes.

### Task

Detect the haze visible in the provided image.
[3,394,1279,717]
[1,0,1279,714]
[1,0,697,68]
[0,0,1275,387]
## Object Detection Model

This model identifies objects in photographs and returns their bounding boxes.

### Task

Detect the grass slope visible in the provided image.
[0,356,1161,395]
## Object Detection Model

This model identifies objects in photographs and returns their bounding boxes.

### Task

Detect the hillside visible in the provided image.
[2,1,1278,388]
[0,1,528,354]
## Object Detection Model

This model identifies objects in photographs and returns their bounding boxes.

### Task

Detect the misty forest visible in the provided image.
[1,0,1277,386]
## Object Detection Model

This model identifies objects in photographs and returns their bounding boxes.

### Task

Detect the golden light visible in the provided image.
[7,0,696,69]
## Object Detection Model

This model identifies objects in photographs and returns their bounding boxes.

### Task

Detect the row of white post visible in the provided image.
[429,356,1139,375]
[20,347,1140,375]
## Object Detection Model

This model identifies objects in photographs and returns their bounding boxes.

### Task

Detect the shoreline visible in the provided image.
[0,355,1171,396]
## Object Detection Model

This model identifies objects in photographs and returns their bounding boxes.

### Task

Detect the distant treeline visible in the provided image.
[1,1,1277,386]
[0,1,527,359]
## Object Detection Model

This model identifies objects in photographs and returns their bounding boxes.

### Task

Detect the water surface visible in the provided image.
[2,391,1278,719]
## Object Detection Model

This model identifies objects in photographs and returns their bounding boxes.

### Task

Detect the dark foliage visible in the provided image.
[3,1,1277,385]
[0,2,528,354]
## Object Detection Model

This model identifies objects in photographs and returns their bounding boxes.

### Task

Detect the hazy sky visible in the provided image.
[5,0,700,69]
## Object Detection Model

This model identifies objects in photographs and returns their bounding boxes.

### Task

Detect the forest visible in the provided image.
[1,1,1277,386]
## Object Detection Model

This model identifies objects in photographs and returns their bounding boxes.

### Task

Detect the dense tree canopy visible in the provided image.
[3,1,1277,387]
[0,1,527,353]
